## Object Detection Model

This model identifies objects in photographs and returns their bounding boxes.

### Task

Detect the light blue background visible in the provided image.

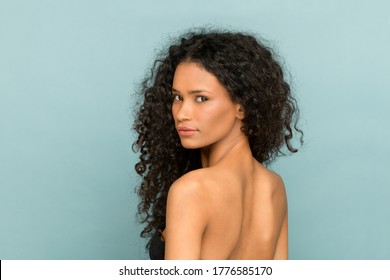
[1,0,389,259]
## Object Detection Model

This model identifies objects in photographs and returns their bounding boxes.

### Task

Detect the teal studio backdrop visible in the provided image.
[0,0,389,260]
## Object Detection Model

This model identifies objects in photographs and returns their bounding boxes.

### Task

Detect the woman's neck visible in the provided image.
[200,133,252,168]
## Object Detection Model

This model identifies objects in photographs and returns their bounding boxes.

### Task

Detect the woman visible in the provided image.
[133,29,303,259]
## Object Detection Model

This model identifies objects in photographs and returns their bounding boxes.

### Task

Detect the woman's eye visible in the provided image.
[195,96,208,102]
[172,95,182,101]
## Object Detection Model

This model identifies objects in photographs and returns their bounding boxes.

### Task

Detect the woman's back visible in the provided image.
[202,161,287,259]
[164,150,288,259]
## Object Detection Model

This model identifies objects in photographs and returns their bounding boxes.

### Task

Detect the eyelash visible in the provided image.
[195,96,208,102]
[172,94,182,101]
[172,94,208,103]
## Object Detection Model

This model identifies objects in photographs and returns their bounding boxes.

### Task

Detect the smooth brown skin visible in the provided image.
[164,62,288,260]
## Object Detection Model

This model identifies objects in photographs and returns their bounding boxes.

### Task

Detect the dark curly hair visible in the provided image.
[133,29,303,247]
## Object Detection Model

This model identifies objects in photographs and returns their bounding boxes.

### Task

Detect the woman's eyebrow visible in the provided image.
[171,88,211,94]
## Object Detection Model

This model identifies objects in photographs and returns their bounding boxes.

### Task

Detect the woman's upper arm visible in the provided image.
[271,176,288,259]
[273,210,288,259]
[164,177,208,260]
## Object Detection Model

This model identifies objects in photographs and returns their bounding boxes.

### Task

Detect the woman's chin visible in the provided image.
[180,140,202,150]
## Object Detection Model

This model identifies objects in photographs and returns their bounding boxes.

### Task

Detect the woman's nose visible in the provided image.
[174,100,192,122]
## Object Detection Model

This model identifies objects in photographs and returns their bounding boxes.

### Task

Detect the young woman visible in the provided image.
[133,29,303,259]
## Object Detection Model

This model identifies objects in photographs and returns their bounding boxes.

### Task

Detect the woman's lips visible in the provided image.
[177,126,198,136]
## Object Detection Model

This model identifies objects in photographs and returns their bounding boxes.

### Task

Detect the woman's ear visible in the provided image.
[235,104,245,120]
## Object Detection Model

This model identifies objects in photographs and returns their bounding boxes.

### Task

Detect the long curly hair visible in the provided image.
[133,29,303,247]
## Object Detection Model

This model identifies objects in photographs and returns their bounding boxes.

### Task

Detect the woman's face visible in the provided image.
[171,62,244,150]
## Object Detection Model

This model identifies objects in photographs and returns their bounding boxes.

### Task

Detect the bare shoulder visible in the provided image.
[256,164,286,199]
[257,164,287,216]
[169,168,211,196]
[164,169,211,259]
[249,163,288,259]
[167,169,213,216]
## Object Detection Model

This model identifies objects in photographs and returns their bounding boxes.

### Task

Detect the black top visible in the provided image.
[149,230,165,260]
